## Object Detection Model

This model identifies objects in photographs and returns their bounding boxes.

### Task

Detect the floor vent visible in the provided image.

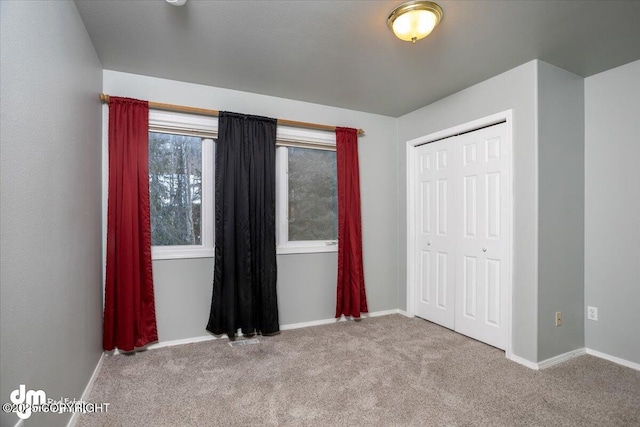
[228,338,260,347]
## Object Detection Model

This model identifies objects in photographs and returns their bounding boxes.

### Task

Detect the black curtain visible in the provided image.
[206,112,279,339]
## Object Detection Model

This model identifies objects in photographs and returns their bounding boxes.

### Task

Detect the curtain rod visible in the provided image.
[99,94,364,136]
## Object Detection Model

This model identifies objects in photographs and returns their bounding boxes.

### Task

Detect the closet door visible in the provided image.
[454,123,509,349]
[413,138,456,329]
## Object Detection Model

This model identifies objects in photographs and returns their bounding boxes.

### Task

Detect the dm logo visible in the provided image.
[10,384,46,420]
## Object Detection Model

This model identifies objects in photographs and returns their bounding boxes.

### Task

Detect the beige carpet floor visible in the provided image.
[77,315,640,426]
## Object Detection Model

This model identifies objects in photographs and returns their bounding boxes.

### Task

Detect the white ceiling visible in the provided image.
[75,0,640,117]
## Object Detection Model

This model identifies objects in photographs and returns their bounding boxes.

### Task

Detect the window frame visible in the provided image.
[146,113,338,258]
[149,110,217,260]
[275,127,339,255]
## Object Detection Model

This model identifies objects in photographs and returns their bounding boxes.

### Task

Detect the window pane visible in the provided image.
[149,132,202,246]
[288,147,337,241]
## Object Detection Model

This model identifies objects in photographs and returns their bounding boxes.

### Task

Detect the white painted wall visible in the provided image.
[0,2,103,426]
[102,71,399,342]
[585,60,640,365]
[397,61,539,363]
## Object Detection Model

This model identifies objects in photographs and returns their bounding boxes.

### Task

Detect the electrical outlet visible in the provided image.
[555,311,562,326]
[587,306,598,321]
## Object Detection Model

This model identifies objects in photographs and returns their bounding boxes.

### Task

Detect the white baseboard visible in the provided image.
[510,347,640,372]
[280,316,344,331]
[362,309,403,318]
[586,348,640,371]
[107,309,403,355]
[112,334,219,355]
[280,308,403,330]
[509,353,540,370]
[511,348,587,370]
[66,353,104,427]
[538,348,586,369]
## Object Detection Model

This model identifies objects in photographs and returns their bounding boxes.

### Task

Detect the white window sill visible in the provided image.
[152,244,337,258]
[152,247,214,260]
[277,245,338,255]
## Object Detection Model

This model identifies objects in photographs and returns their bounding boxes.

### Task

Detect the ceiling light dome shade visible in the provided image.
[387,1,443,43]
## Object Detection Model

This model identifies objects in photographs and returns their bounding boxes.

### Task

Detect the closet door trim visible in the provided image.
[405,110,514,360]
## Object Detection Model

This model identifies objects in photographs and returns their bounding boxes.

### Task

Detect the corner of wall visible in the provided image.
[0,2,104,426]
[394,117,405,311]
[536,60,586,362]
[584,60,640,365]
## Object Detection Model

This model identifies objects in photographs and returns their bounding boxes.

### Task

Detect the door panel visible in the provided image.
[486,172,501,239]
[463,175,477,238]
[485,258,501,326]
[419,249,431,305]
[420,182,431,234]
[436,179,448,235]
[436,252,448,308]
[463,255,477,318]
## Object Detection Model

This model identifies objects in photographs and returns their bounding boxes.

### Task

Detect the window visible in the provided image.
[148,111,216,259]
[149,132,203,246]
[146,113,336,258]
[276,128,338,254]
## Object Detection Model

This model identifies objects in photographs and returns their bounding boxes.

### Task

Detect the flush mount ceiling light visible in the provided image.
[387,0,443,43]
[166,0,187,6]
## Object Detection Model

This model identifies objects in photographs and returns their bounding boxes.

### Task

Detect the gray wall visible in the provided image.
[397,61,539,362]
[585,60,640,364]
[0,2,103,427]
[103,71,399,342]
[537,61,585,361]
[152,255,342,341]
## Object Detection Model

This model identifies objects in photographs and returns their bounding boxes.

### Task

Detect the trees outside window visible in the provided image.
[149,132,203,246]
[287,147,337,242]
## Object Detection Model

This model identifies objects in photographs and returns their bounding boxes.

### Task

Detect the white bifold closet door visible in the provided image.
[414,137,456,329]
[414,123,509,350]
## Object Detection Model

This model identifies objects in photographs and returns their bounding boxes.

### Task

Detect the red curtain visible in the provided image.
[103,97,158,352]
[335,127,368,318]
